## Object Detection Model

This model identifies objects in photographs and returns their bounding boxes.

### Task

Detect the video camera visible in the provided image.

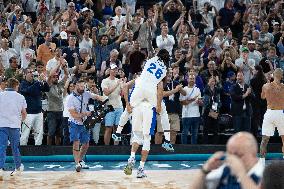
[84,99,114,130]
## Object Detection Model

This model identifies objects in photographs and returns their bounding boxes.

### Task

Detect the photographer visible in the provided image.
[66,79,106,172]
[191,132,263,189]
[19,67,50,145]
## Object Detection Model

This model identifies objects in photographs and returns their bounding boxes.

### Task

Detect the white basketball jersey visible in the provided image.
[139,56,167,88]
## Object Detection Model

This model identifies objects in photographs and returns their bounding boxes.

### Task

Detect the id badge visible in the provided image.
[169,94,174,101]
[212,102,218,111]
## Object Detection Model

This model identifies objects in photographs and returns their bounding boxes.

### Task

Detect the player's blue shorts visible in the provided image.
[105,108,123,126]
[69,121,90,144]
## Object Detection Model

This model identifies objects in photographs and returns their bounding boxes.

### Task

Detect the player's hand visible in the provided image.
[126,104,132,113]
[156,105,161,114]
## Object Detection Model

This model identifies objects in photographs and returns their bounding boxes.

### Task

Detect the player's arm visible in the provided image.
[156,81,164,114]
[124,79,135,113]
[261,84,267,99]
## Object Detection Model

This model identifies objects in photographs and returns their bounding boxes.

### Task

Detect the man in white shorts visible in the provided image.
[123,49,170,178]
[260,68,284,163]
[112,77,183,151]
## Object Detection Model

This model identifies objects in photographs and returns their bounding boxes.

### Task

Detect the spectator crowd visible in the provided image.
[0,0,284,146]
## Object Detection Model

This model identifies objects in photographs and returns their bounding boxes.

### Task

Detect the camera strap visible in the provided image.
[73,92,84,122]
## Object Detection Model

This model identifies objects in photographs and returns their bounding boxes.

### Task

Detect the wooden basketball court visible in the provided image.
[0,170,197,189]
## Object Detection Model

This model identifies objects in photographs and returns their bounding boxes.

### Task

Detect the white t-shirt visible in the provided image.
[63,95,71,118]
[46,57,65,81]
[0,48,19,69]
[179,86,201,118]
[79,38,93,54]
[101,77,123,109]
[20,48,35,69]
[0,90,27,128]
[235,57,255,84]
[156,35,175,56]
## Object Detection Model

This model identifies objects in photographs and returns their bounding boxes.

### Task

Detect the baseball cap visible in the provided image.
[110,64,118,69]
[241,47,249,53]
[60,31,68,39]
[81,7,90,12]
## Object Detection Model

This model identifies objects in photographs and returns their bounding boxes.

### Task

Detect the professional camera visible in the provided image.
[84,99,114,130]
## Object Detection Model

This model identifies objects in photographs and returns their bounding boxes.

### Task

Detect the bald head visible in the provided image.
[273,68,283,81]
[227,132,258,156]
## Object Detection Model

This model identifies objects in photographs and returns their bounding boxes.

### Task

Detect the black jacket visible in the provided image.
[229,82,253,116]
[20,80,50,114]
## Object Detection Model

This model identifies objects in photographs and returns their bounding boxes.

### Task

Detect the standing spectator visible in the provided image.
[235,47,255,84]
[112,6,126,34]
[4,57,23,81]
[46,58,68,145]
[100,49,122,77]
[248,40,262,66]
[0,78,26,177]
[79,25,93,55]
[201,2,218,34]
[221,71,236,113]
[19,68,50,145]
[155,71,183,144]
[156,22,175,56]
[259,22,274,44]
[250,65,267,137]
[216,0,235,29]
[179,74,202,144]
[46,48,66,81]
[163,0,183,28]
[200,60,220,86]
[62,80,75,146]
[36,32,56,66]
[93,33,125,74]
[62,36,80,69]
[259,46,279,77]
[20,36,36,69]
[0,38,18,70]
[230,71,253,132]
[101,64,124,145]
[203,76,222,144]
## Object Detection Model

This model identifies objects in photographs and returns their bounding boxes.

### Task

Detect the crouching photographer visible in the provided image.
[66,79,107,172]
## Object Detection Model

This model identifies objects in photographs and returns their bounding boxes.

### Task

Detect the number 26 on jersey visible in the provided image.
[147,63,163,79]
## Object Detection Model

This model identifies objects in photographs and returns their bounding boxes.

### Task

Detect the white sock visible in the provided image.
[164,132,170,142]
[116,126,123,134]
[140,161,145,168]
[130,152,135,159]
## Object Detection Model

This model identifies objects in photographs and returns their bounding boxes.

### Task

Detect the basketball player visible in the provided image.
[123,49,170,178]
[260,68,284,163]
[112,73,184,151]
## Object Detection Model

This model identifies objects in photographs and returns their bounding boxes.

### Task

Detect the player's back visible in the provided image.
[139,56,167,88]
